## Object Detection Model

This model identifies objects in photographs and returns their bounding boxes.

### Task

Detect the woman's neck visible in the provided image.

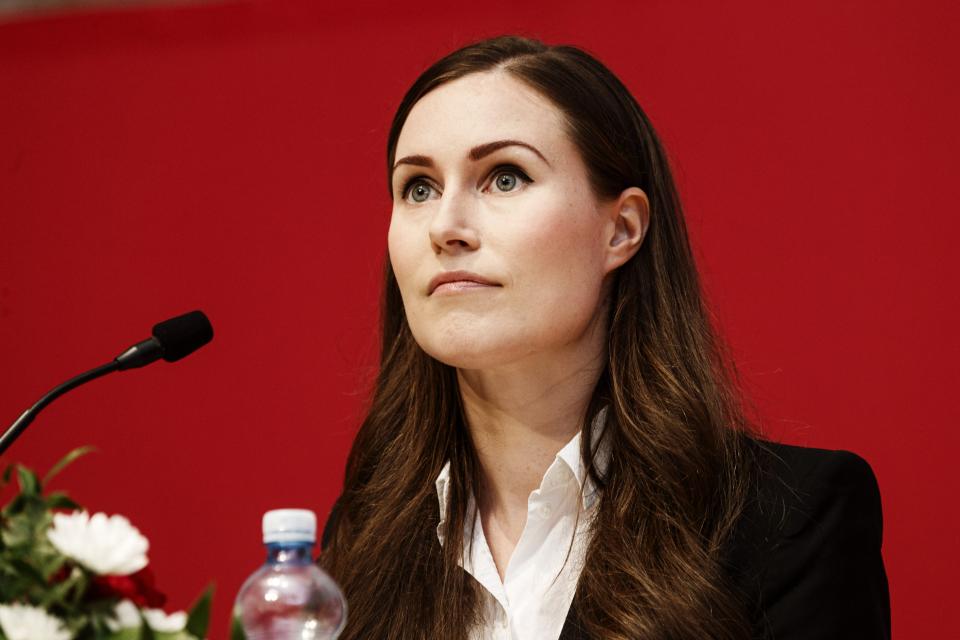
[457,344,605,533]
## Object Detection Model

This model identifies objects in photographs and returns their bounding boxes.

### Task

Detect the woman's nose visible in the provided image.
[428,187,480,254]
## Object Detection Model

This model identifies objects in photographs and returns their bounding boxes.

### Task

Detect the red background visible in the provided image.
[1,1,957,637]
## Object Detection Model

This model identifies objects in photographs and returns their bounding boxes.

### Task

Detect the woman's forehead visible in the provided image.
[395,71,569,162]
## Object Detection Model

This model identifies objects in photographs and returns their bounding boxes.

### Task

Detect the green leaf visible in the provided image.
[105,629,141,640]
[45,491,81,511]
[0,559,32,601]
[55,612,90,640]
[16,465,40,497]
[230,614,247,640]
[139,617,157,640]
[43,445,96,486]
[79,597,130,640]
[2,493,26,517]
[185,583,214,639]
[1,513,36,548]
[38,551,67,582]
[8,556,47,585]
[38,562,79,607]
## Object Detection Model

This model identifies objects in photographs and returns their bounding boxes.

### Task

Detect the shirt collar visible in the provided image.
[435,405,610,544]
[556,405,611,510]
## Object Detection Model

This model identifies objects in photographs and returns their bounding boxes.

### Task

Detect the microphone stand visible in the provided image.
[0,361,120,457]
[1,310,211,457]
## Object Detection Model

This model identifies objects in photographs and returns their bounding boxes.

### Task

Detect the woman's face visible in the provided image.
[388,70,626,370]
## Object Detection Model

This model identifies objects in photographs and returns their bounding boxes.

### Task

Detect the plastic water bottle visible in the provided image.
[233,509,346,639]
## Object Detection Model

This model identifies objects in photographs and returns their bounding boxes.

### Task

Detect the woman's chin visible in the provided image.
[418,335,526,371]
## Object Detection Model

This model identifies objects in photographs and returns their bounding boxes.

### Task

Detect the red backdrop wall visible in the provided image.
[1,1,957,637]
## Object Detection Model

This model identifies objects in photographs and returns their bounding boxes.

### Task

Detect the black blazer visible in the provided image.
[322,439,891,639]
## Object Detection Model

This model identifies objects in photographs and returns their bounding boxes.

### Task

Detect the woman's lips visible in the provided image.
[428,270,501,295]
[431,280,499,295]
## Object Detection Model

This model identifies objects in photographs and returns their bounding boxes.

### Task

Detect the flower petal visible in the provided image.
[0,604,73,640]
[47,510,149,575]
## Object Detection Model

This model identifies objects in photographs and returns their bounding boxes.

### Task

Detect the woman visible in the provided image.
[320,35,890,639]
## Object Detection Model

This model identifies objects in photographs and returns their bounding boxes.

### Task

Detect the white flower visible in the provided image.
[106,600,141,632]
[46,511,149,575]
[143,608,187,633]
[107,600,187,634]
[0,603,73,640]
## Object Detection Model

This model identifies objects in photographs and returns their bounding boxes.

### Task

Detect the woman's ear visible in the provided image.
[604,187,649,273]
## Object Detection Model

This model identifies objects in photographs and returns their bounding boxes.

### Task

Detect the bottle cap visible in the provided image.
[262,508,317,544]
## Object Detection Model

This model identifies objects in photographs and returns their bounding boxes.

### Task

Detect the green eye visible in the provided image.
[408,182,432,203]
[489,166,531,193]
[495,173,518,191]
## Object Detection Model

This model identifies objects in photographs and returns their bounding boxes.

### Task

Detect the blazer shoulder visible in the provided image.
[729,438,890,639]
[748,439,883,541]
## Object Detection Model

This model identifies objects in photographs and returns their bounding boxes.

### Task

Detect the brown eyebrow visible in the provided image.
[392,139,550,173]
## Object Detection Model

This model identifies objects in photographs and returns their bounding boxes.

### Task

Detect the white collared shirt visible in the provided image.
[435,409,609,640]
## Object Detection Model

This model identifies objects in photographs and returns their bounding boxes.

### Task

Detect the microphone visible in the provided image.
[0,310,214,456]
[116,310,214,370]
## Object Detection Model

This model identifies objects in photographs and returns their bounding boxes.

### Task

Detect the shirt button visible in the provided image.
[537,504,552,518]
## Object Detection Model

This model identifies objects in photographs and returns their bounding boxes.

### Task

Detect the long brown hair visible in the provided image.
[321,35,760,639]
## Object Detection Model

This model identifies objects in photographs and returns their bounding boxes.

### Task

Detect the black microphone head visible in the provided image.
[151,310,214,363]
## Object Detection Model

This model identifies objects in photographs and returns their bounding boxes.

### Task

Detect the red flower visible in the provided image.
[88,567,167,608]
[48,565,70,584]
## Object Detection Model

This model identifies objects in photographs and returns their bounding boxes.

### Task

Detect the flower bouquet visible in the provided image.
[0,447,212,640]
